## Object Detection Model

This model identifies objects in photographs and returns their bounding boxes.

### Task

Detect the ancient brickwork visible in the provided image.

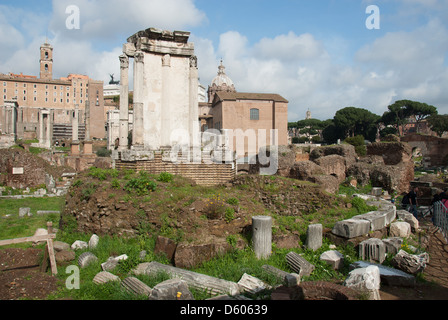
[114,152,235,186]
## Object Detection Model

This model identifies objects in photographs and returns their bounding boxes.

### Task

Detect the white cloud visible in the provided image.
[49,0,207,42]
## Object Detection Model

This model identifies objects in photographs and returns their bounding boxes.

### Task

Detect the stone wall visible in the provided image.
[401,134,448,167]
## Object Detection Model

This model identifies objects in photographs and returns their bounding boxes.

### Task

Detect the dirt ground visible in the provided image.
[0,248,59,300]
[1,246,448,300]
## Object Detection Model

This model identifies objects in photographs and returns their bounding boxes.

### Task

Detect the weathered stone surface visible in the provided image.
[313,155,347,183]
[390,250,430,275]
[149,278,194,300]
[174,242,231,269]
[237,273,271,295]
[331,218,371,239]
[71,240,88,250]
[252,215,272,259]
[286,252,314,277]
[359,238,386,264]
[53,241,71,252]
[154,235,177,261]
[261,265,300,287]
[78,252,98,268]
[289,161,323,181]
[88,234,99,249]
[390,221,411,238]
[121,277,152,297]
[367,141,412,165]
[19,207,31,218]
[93,271,120,285]
[309,144,357,168]
[382,237,403,255]
[320,250,344,270]
[350,261,416,287]
[344,265,381,300]
[55,250,75,263]
[101,254,128,272]
[305,224,322,251]
[273,234,300,249]
[353,211,389,232]
[142,261,241,296]
[396,210,419,230]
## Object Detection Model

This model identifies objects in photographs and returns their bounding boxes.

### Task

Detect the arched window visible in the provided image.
[45,64,48,71]
[45,52,49,59]
[250,108,259,120]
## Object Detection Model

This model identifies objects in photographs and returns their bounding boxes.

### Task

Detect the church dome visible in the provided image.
[210,60,235,90]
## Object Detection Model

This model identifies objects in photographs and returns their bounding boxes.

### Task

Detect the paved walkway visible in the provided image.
[421,219,448,287]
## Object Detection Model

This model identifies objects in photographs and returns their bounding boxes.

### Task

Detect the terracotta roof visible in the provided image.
[214,91,288,103]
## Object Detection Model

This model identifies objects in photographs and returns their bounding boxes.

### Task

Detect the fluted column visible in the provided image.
[132,51,144,147]
[119,54,129,150]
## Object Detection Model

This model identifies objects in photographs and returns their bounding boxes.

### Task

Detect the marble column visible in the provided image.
[38,109,44,143]
[189,55,199,154]
[132,51,144,147]
[119,54,130,150]
[71,108,80,154]
[161,54,171,148]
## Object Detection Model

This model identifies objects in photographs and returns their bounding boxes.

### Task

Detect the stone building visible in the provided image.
[200,60,289,159]
[0,41,106,147]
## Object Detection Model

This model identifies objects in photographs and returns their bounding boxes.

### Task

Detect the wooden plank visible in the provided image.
[46,238,58,275]
[0,234,56,247]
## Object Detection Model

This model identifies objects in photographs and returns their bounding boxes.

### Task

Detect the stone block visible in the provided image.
[55,250,76,263]
[390,250,430,275]
[353,211,388,232]
[382,237,403,255]
[389,221,411,238]
[237,273,271,295]
[19,207,31,218]
[397,210,419,230]
[359,238,386,264]
[121,277,152,297]
[350,261,416,287]
[320,250,344,270]
[78,252,98,268]
[331,218,371,239]
[53,241,71,252]
[93,271,120,285]
[88,234,99,249]
[149,278,194,300]
[154,235,177,261]
[305,224,322,251]
[71,240,88,250]
[344,265,381,300]
[101,254,128,272]
[286,252,315,277]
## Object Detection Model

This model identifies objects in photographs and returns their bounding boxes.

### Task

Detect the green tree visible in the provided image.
[427,114,448,137]
[382,100,437,134]
[333,107,380,141]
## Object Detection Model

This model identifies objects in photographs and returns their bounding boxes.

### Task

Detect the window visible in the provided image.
[34,97,37,101]
[45,64,48,71]
[250,108,259,120]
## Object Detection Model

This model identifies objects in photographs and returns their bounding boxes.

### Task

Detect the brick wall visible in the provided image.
[401,134,448,167]
[115,152,236,186]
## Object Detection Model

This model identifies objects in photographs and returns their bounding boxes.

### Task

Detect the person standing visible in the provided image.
[407,187,419,219]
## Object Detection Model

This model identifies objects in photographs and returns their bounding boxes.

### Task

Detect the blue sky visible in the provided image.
[1,0,447,121]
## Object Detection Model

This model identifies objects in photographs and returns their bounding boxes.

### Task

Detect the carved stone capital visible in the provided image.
[190,55,198,68]
[134,51,145,64]
[119,54,129,69]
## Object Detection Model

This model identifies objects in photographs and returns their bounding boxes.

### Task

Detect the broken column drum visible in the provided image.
[252,215,272,259]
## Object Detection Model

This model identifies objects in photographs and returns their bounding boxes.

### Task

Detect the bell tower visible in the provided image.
[40,42,53,80]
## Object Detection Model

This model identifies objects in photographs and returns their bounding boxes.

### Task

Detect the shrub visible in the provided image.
[224,207,235,223]
[124,171,157,195]
[157,172,173,183]
[204,193,226,219]
[96,147,112,158]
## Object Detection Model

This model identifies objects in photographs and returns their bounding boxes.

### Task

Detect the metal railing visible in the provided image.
[433,201,448,241]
